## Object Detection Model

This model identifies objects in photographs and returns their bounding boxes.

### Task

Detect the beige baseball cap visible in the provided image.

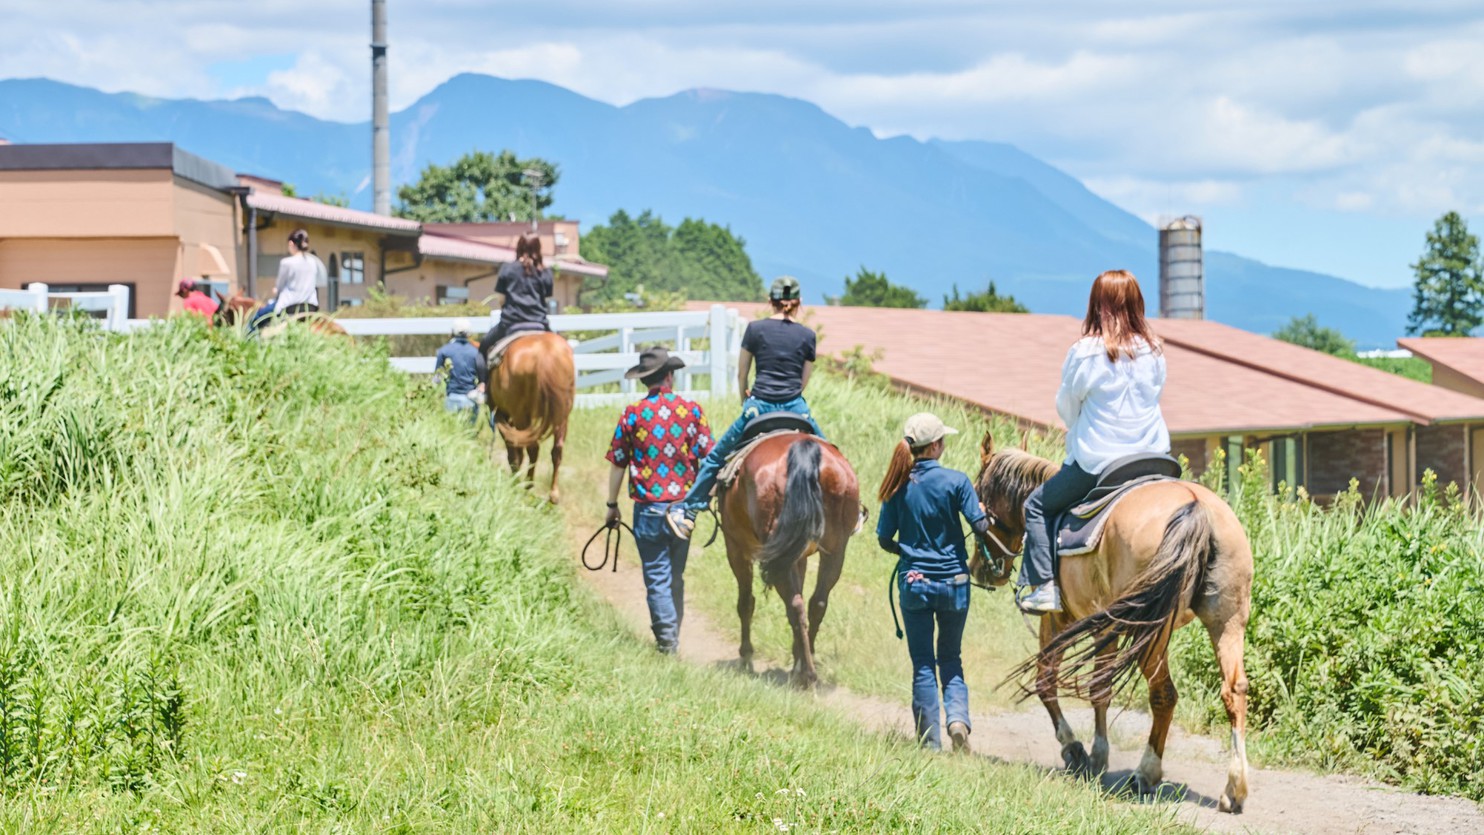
[904,412,958,447]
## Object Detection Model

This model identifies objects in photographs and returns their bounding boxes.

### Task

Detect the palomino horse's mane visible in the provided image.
[976,448,1059,527]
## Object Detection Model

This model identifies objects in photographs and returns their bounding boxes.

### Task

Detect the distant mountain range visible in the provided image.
[0,74,1410,346]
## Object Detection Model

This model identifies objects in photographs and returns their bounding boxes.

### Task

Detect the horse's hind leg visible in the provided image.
[1206,612,1251,813]
[723,532,755,671]
[1089,645,1116,774]
[1036,615,1088,772]
[775,562,815,688]
[1133,636,1178,796]
[806,547,844,652]
[547,420,567,504]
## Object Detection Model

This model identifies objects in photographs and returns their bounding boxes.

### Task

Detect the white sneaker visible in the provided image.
[1016,582,1062,614]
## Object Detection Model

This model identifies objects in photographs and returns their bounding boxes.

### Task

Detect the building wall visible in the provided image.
[1416,424,1468,489]
[1429,365,1484,400]
[1170,436,1211,476]
[384,259,498,306]
[171,177,240,310]
[1306,428,1387,499]
[0,237,179,318]
[0,168,174,238]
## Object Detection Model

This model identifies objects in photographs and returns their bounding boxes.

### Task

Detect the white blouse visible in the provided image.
[1056,336,1170,475]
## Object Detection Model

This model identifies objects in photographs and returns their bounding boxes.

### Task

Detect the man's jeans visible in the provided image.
[633,501,691,652]
[899,573,971,750]
[680,395,824,516]
[1020,461,1098,587]
[444,392,479,427]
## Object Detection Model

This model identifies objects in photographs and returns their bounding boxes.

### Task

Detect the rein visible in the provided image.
[581,520,636,573]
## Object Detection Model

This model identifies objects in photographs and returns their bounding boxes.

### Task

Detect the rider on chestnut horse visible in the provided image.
[668,276,823,539]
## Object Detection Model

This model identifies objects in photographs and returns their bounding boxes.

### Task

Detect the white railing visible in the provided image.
[336,305,742,405]
[0,283,132,330]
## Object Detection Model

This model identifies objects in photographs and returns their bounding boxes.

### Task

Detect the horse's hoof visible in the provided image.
[1062,741,1090,775]
[1130,774,1158,798]
[1219,794,1244,815]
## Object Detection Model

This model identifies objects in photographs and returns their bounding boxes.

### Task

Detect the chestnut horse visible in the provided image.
[484,332,574,503]
[719,434,860,688]
[213,292,348,339]
[970,435,1253,814]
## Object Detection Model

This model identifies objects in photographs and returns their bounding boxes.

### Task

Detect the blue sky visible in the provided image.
[4,0,1483,288]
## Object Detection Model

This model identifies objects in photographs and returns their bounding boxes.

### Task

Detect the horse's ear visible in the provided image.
[980,431,995,463]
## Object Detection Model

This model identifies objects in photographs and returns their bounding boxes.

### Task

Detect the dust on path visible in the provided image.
[575,540,1484,835]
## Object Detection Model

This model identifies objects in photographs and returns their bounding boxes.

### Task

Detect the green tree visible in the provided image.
[942,280,1028,313]
[582,210,763,304]
[834,267,926,308]
[395,150,559,223]
[1407,211,1484,336]
[1273,314,1355,356]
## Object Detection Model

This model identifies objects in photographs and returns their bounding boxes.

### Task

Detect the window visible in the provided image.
[1271,437,1304,493]
[437,285,469,305]
[340,252,365,284]
[339,298,363,308]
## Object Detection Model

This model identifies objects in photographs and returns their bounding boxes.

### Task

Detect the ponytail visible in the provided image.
[772,298,801,320]
[878,440,916,503]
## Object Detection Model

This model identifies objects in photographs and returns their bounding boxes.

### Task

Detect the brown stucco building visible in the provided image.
[0,143,607,318]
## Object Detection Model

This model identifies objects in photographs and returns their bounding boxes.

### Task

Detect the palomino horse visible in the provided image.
[213,292,349,339]
[485,332,574,503]
[970,435,1253,814]
[719,434,860,687]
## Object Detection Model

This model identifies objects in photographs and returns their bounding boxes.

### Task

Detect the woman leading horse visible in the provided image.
[971,270,1253,814]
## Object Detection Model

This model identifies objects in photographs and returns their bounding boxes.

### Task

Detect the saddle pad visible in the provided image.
[485,329,542,368]
[1056,474,1181,558]
[717,429,805,489]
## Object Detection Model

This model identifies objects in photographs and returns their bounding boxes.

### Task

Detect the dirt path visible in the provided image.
[577,548,1484,835]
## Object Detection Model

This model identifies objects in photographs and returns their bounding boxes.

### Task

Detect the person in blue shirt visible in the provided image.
[433,318,486,427]
[877,412,994,753]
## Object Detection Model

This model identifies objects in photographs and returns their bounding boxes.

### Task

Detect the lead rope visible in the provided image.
[581,520,636,573]
[886,558,904,640]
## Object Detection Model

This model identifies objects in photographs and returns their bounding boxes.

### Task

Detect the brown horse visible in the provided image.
[213,292,348,339]
[485,332,574,503]
[970,435,1253,814]
[719,434,861,688]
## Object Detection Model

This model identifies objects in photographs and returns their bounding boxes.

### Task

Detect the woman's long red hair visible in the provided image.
[878,440,917,503]
[1083,269,1161,361]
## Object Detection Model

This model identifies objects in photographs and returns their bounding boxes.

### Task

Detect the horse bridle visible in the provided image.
[970,511,1023,587]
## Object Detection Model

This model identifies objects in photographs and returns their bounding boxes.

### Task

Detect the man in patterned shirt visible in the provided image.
[604,346,714,654]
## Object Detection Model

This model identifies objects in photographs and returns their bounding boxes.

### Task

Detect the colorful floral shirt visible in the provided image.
[607,386,714,503]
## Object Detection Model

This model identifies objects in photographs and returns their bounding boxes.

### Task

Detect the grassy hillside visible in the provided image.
[0,317,1181,831]
[566,369,1484,802]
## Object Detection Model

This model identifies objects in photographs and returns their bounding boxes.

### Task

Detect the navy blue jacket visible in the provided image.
[877,460,987,577]
[434,337,486,396]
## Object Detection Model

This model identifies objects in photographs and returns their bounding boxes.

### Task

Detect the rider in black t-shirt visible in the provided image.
[668,276,825,539]
[479,233,554,358]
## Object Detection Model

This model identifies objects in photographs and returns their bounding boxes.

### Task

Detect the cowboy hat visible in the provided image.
[624,345,687,380]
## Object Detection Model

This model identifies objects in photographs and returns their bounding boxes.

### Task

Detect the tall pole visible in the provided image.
[371,0,391,216]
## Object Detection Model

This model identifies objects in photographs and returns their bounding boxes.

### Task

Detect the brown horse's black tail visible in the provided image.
[758,438,825,587]
[1011,499,1214,698]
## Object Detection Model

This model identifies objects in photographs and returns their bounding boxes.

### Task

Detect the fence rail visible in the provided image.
[2,283,741,406]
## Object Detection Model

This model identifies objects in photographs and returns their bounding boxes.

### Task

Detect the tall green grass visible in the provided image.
[0,316,1181,831]
[567,367,1484,803]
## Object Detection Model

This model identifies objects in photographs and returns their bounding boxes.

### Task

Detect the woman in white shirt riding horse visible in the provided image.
[1018,270,1171,614]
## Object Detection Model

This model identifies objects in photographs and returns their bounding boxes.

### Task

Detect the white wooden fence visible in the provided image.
[335,305,744,405]
[1,283,740,406]
[0,283,132,330]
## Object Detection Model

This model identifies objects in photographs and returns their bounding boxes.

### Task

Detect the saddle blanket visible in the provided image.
[717,429,803,488]
[485,329,543,368]
[1055,474,1181,558]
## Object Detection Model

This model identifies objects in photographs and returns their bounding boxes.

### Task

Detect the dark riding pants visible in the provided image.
[1020,461,1097,587]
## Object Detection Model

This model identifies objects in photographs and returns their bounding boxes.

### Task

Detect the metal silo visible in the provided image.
[1159,216,1204,319]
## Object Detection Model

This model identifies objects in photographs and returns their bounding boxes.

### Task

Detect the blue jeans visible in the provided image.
[248,298,276,332]
[444,392,479,427]
[680,395,824,515]
[633,501,691,652]
[899,572,971,750]
[1020,462,1097,587]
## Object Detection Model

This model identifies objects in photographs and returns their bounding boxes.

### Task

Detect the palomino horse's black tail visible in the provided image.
[1013,499,1214,698]
[758,438,825,587]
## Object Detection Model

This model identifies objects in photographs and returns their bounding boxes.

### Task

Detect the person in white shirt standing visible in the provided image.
[1018,269,1170,614]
